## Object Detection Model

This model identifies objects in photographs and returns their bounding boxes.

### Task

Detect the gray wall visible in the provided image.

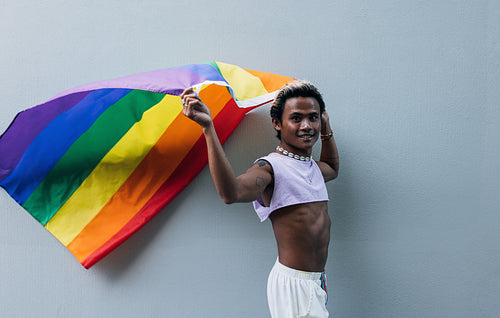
[1,1,499,317]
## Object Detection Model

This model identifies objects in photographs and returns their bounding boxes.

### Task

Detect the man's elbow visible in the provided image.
[220,192,238,204]
[332,169,339,180]
[325,168,339,182]
[222,197,236,205]
[330,162,339,180]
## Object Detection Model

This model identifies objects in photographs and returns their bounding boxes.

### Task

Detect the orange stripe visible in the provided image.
[67,85,232,262]
[244,69,295,93]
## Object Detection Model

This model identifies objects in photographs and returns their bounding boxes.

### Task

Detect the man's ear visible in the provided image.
[272,118,281,132]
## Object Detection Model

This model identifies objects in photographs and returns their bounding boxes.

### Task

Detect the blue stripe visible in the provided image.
[175,63,226,83]
[0,88,131,204]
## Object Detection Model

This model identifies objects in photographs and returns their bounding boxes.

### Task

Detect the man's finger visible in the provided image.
[180,87,194,97]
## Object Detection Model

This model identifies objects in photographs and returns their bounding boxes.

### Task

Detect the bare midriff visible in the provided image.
[269,201,331,272]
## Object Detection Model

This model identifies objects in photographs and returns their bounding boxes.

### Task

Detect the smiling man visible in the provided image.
[181,80,339,317]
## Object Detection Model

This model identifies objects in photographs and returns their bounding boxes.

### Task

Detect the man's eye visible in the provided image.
[310,116,319,121]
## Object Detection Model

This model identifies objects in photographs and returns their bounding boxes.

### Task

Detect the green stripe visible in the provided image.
[23,90,166,225]
[204,61,222,75]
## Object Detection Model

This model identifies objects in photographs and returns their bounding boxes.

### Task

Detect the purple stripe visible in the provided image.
[48,68,213,101]
[0,91,89,182]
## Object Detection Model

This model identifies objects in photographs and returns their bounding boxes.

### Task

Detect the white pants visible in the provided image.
[267,259,329,318]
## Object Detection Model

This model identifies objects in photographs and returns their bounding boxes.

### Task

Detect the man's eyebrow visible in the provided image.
[288,111,320,116]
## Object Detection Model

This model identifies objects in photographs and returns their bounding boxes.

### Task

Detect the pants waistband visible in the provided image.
[273,258,324,280]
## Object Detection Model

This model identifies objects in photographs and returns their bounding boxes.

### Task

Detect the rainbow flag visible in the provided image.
[0,62,294,268]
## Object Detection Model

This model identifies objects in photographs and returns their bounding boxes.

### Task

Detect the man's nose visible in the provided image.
[300,119,312,129]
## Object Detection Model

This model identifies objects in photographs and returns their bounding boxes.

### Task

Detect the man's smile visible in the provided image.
[298,133,315,141]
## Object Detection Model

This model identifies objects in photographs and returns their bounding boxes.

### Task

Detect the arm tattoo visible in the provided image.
[257,160,270,167]
[255,176,266,193]
[254,160,273,193]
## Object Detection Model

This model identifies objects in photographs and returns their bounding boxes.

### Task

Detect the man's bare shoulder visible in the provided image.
[253,159,273,173]
[244,159,274,182]
[236,158,274,180]
[248,159,274,203]
[232,158,274,202]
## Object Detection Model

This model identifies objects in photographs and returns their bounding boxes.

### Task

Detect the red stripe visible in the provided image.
[81,99,255,268]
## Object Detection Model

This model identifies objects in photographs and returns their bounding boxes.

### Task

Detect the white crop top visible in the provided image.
[252,152,329,222]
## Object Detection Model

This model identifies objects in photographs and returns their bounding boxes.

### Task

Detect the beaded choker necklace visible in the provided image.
[276,146,312,161]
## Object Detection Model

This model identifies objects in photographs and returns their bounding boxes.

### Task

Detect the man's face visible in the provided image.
[273,97,321,155]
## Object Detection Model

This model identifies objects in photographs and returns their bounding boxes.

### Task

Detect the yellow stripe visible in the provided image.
[215,62,269,101]
[45,94,182,245]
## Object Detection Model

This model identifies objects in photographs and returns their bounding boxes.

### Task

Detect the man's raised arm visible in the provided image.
[317,111,340,182]
[181,88,272,204]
